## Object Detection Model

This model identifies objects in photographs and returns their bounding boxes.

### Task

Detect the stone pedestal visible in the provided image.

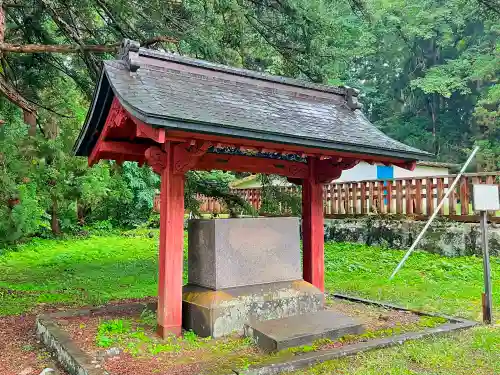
[182,280,324,338]
[183,217,324,338]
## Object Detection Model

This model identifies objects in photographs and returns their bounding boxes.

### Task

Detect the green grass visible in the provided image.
[0,231,161,315]
[94,314,254,357]
[290,326,499,375]
[0,232,498,319]
[325,242,500,320]
[1,231,499,373]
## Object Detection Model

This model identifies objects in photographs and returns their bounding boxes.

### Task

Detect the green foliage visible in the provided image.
[183,329,202,348]
[260,175,301,216]
[96,319,132,347]
[139,308,157,327]
[94,316,247,357]
[1,0,499,244]
[1,232,499,321]
[87,161,160,228]
[324,242,500,319]
[186,170,255,217]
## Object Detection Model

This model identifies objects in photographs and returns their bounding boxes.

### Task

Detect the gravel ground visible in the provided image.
[326,298,422,330]
[0,315,67,375]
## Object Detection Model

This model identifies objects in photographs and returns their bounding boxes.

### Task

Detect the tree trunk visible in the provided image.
[24,110,37,137]
[0,1,5,47]
[428,94,439,157]
[51,198,61,235]
[76,200,87,226]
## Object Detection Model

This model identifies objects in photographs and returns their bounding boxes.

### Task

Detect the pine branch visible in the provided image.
[142,36,178,46]
[37,0,101,79]
[0,42,118,53]
[0,73,36,113]
[476,0,500,15]
[0,36,178,53]
[94,0,131,38]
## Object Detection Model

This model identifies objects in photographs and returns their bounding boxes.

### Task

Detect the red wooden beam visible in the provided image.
[314,158,360,183]
[131,116,166,143]
[99,141,149,155]
[94,141,148,164]
[194,153,309,179]
[165,129,416,165]
[394,160,417,171]
[155,142,184,338]
[302,157,324,291]
[89,98,138,166]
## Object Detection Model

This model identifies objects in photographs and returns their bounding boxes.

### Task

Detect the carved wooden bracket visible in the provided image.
[173,140,211,174]
[288,163,309,179]
[314,158,360,184]
[145,146,168,174]
[394,160,416,171]
[89,97,130,166]
[133,119,166,143]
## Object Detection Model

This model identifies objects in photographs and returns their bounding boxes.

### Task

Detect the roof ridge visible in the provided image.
[138,48,349,95]
[116,38,352,97]
[139,48,355,97]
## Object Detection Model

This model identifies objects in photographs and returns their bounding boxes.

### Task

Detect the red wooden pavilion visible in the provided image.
[74,39,428,338]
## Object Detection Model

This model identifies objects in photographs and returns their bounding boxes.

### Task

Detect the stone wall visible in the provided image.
[324,217,500,257]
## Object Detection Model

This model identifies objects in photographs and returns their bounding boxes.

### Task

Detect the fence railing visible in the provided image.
[197,189,263,214]
[180,172,500,222]
[323,172,499,220]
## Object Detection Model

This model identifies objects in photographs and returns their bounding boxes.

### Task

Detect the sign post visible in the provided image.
[473,184,500,324]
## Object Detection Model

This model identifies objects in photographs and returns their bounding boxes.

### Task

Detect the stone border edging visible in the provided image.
[330,293,476,324]
[35,302,156,375]
[35,298,478,375]
[229,294,477,375]
[36,314,105,375]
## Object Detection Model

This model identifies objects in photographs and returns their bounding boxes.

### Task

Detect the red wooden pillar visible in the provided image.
[302,158,325,292]
[157,142,185,338]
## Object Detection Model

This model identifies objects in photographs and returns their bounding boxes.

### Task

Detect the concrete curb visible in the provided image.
[236,321,475,375]
[330,293,478,324]
[36,314,106,375]
[35,298,478,375]
[226,294,478,375]
[35,302,155,375]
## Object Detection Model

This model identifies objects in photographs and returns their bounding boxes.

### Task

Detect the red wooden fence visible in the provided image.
[322,172,499,221]
[157,172,500,222]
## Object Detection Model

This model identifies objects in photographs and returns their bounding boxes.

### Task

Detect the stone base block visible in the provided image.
[244,310,365,352]
[182,280,324,338]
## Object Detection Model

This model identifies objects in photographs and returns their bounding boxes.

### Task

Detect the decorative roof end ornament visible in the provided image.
[344,87,363,111]
[118,39,141,72]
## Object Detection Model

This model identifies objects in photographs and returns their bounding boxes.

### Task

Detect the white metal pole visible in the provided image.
[389,146,480,280]
[480,210,493,324]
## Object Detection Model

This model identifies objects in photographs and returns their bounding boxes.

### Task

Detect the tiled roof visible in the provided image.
[75,46,429,160]
[416,161,458,169]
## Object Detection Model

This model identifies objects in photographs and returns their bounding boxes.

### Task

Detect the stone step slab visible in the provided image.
[244,310,365,352]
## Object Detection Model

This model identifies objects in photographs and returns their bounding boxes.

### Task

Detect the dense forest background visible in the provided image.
[0,0,498,245]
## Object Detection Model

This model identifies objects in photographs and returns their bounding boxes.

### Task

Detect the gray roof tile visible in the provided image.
[75,49,429,160]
